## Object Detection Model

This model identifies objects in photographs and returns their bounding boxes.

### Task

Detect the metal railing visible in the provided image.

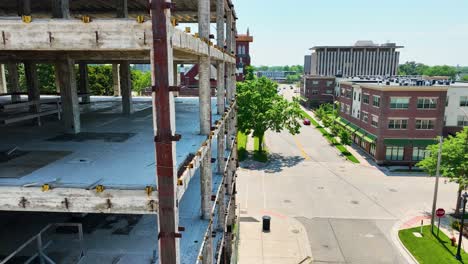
[0,223,85,264]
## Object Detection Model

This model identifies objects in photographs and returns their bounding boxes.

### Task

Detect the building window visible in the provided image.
[340,103,345,112]
[446,96,449,107]
[457,116,468,127]
[326,81,333,87]
[412,147,430,161]
[373,96,381,107]
[353,92,356,100]
[417,98,437,109]
[416,119,435,130]
[311,90,319,95]
[312,81,319,85]
[390,97,410,109]
[371,115,379,127]
[386,146,404,161]
[358,93,361,102]
[370,144,376,156]
[362,112,369,123]
[460,96,468,107]
[325,90,333,94]
[388,119,408,129]
[357,110,360,119]
[346,104,351,115]
[363,94,370,104]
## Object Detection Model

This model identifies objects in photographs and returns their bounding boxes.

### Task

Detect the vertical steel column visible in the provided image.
[150,1,179,263]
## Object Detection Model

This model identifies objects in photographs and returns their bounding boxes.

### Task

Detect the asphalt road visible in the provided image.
[238,85,458,264]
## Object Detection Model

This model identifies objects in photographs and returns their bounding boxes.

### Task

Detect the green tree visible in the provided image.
[244,66,255,81]
[131,70,151,95]
[462,75,468,81]
[423,65,457,79]
[315,106,326,120]
[417,128,468,215]
[237,77,302,152]
[339,129,351,146]
[331,124,341,136]
[398,61,429,76]
[285,74,300,84]
[87,65,114,95]
[322,115,333,128]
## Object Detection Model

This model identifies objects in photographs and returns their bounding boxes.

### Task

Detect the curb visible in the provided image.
[391,220,419,264]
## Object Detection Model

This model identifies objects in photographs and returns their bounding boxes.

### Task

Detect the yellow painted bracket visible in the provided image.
[22,15,32,23]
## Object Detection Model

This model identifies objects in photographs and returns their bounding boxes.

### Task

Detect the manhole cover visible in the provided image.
[389,188,398,192]
[283,199,292,203]
[322,245,329,248]
[351,200,359,205]
[318,187,324,190]
[291,229,300,234]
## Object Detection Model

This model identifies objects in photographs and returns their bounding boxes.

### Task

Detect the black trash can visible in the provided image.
[262,216,271,232]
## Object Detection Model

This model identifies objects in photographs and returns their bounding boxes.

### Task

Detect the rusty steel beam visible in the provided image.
[150,0,179,263]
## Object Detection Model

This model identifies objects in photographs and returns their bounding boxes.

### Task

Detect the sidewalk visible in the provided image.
[238,211,313,264]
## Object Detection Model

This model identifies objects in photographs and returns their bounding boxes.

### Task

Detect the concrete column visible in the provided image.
[24,62,40,113]
[217,63,225,114]
[199,0,211,135]
[217,126,226,174]
[0,64,7,94]
[52,0,70,19]
[54,66,61,93]
[119,61,133,115]
[202,225,214,264]
[217,182,226,231]
[19,0,31,16]
[116,0,128,18]
[78,63,90,104]
[200,142,213,219]
[216,0,225,115]
[112,64,121,96]
[395,52,400,76]
[226,10,233,53]
[6,63,21,102]
[57,58,80,134]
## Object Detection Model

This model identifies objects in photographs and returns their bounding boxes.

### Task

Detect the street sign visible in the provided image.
[436,208,445,218]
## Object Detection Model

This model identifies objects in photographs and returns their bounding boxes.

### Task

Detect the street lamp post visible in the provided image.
[431,136,443,234]
[456,192,468,260]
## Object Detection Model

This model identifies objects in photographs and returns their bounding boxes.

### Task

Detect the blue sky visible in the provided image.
[234,0,468,67]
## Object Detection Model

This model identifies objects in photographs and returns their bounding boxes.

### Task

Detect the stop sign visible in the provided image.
[436,208,445,218]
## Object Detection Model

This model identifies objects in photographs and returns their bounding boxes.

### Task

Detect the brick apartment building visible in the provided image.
[337,81,449,165]
[301,76,336,107]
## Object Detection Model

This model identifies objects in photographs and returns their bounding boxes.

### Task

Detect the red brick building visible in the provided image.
[301,76,336,107]
[235,29,253,81]
[337,81,448,165]
[179,29,253,95]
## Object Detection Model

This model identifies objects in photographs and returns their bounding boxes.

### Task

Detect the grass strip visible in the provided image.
[399,225,468,264]
[237,132,248,161]
[301,110,359,163]
[253,135,268,162]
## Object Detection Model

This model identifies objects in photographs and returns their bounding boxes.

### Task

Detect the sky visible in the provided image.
[233,0,468,67]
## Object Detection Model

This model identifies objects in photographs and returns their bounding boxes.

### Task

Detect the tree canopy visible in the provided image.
[417,128,468,213]
[237,76,302,152]
[5,64,151,96]
[398,61,458,78]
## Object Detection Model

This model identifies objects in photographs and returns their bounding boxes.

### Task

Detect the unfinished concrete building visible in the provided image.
[0,0,239,263]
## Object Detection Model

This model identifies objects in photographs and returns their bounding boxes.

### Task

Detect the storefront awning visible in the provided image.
[337,117,377,143]
[383,138,438,147]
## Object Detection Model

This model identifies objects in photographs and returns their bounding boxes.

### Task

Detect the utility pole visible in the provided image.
[431,136,443,234]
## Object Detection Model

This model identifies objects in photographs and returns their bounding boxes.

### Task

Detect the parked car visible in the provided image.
[303,118,311,126]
